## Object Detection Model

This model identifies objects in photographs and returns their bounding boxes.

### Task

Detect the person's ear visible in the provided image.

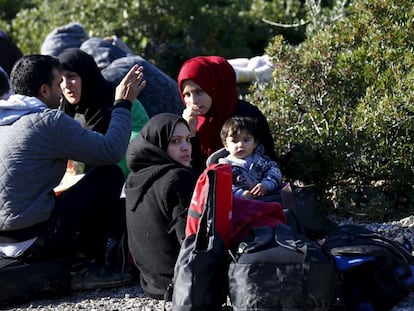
[223,141,228,150]
[37,84,50,102]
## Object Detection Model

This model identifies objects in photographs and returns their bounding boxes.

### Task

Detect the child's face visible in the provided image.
[224,130,258,159]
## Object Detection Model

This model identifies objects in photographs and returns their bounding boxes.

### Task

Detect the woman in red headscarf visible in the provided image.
[177,56,276,174]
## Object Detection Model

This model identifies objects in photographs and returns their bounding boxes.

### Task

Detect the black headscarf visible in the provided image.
[126,113,189,172]
[125,113,192,211]
[58,48,114,134]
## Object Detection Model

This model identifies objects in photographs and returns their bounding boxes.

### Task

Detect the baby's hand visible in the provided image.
[242,190,254,199]
[250,183,267,197]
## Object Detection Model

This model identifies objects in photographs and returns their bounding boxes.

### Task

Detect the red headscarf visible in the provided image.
[177,56,238,158]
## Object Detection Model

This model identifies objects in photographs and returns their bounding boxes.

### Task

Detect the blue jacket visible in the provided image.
[218,145,282,197]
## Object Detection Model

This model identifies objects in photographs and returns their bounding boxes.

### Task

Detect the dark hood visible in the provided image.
[125,113,191,210]
[58,48,114,133]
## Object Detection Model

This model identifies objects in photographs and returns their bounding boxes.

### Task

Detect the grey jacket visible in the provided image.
[0,95,131,231]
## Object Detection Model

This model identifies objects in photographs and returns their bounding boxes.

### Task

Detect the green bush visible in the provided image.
[251,0,414,220]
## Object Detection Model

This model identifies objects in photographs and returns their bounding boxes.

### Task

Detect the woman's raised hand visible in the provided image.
[182,106,198,136]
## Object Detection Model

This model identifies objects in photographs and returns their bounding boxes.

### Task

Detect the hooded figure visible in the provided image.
[0,66,12,100]
[177,56,276,174]
[0,31,23,76]
[124,113,196,300]
[41,23,89,57]
[178,56,238,158]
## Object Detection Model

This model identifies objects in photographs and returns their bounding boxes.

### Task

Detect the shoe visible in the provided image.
[70,261,133,291]
[104,234,129,273]
[105,237,118,268]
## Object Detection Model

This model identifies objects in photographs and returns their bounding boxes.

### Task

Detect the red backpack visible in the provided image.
[185,163,233,249]
[169,163,232,310]
[168,163,288,309]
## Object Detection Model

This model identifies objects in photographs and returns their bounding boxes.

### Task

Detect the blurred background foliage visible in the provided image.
[1,0,414,221]
[250,0,414,220]
[0,0,308,77]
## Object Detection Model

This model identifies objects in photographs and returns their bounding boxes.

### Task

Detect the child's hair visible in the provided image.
[220,116,259,143]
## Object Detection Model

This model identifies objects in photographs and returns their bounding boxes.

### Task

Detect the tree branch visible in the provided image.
[262,18,310,28]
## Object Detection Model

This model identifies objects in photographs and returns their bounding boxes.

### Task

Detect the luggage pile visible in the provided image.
[168,164,414,311]
[3,164,413,310]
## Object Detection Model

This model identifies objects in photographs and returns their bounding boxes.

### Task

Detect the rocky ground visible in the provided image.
[3,216,414,311]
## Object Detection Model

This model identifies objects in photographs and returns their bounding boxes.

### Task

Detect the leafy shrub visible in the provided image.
[250,0,414,220]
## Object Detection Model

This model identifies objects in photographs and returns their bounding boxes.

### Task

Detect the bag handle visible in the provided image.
[237,226,274,254]
[280,182,297,214]
[275,223,307,253]
[194,170,217,251]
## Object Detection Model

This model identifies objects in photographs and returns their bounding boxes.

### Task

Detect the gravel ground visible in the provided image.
[3,216,414,311]
[2,283,173,311]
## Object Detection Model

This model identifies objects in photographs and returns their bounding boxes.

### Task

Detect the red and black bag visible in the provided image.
[167,164,232,310]
[185,163,233,249]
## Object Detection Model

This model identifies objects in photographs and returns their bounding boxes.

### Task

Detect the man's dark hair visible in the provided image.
[11,54,60,97]
[0,69,10,98]
[220,116,259,143]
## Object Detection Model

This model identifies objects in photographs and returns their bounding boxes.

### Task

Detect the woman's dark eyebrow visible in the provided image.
[170,134,192,140]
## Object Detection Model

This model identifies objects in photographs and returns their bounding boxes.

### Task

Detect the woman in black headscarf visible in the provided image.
[124,113,196,300]
[58,48,149,176]
[59,48,115,134]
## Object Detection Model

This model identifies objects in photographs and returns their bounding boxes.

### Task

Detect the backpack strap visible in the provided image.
[280,182,297,214]
[275,223,325,308]
[0,256,21,270]
[165,208,189,234]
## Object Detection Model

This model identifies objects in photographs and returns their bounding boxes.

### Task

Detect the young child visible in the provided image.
[218,116,282,200]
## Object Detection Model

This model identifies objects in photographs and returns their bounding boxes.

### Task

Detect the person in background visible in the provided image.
[177,55,276,175]
[0,67,11,99]
[0,54,145,290]
[58,48,149,177]
[217,116,282,200]
[40,23,184,119]
[0,31,23,76]
[124,113,196,299]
